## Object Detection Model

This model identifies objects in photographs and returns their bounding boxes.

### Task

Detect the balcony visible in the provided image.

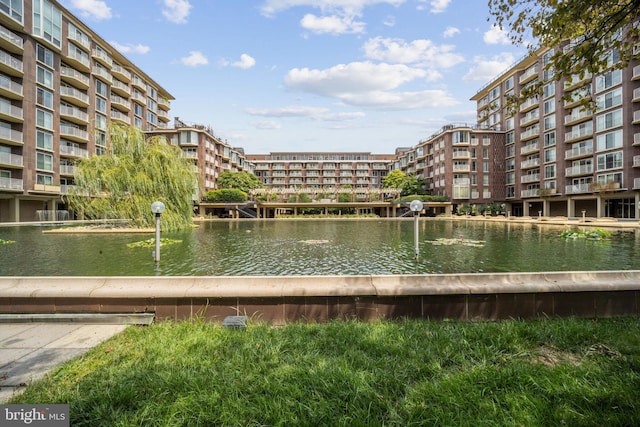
[520,110,539,127]
[110,93,130,112]
[634,110,640,125]
[564,108,592,126]
[565,183,591,194]
[634,87,640,103]
[0,126,22,146]
[0,25,23,54]
[92,65,112,84]
[520,126,540,141]
[60,144,88,159]
[519,65,539,85]
[60,124,89,142]
[564,71,592,90]
[110,108,131,125]
[92,48,113,68]
[60,65,90,89]
[565,127,593,143]
[60,85,89,107]
[112,63,131,82]
[520,142,539,155]
[565,145,593,159]
[0,98,22,122]
[521,173,540,183]
[521,189,540,198]
[132,75,147,91]
[565,164,593,177]
[520,158,540,169]
[0,176,22,191]
[635,133,640,146]
[131,91,146,105]
[0,151,22,167]
[158,96,170,111]
[158,109,170,122]
[452,150,470,159]
[33,184,61,193]
[452,164,470,172]
[634,155,640,167]
[59,164,77,176]
[64,50,90,71]
[0,50,23,76]
[0,74,22,99]
[59,104,88,125]
[633,64,640,81]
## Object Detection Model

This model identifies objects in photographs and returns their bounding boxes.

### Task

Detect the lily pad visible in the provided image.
[127,238,182,248]
[0,239,16,245]
[426,238,485,248]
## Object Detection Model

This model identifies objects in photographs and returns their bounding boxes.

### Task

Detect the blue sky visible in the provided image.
[60,0,525,154]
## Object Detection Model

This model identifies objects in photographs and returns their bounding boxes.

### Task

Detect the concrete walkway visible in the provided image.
[0,323,127,402]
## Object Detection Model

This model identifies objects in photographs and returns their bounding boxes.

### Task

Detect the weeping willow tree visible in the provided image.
[66,125,197,231]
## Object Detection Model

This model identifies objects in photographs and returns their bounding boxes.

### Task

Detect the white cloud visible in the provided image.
[110,42,150,54]
[301,13,365,35]
[362,37,464,69]
[429,0,451,13]
[162,0,192,24]
[463,52,516,82]
[383,15,396,27]
[443,26,459,38]
[246,106,366,122]
[180,51,208,67]
[66,0,112,20]
[252,120,282,129]
[484,25,511,45]
[284,61,457,110]
[260,0,406,17]
[220,54,256,69]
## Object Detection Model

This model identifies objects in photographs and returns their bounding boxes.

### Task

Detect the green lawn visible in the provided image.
[10,318,640,426]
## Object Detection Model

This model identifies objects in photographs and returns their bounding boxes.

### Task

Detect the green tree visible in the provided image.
[203,188,247,202]
[382,170,406,189]
[401,175,427,196]
[217,171,263,193]
[66,125,196,231]
[489,0,640,107]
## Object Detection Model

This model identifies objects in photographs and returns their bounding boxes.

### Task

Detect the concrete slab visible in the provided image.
[0,323,127,403]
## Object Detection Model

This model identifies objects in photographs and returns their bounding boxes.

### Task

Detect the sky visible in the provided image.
[59,0,525,154]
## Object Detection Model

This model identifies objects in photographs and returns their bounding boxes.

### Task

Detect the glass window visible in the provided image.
[0,0,23,22]
[95,97,107,113]
[596,87,622,110]
[543,82,555,98]
[544,164,555,179]
[543,99,555,115]
[595,69,622,93]
[33,0,62,48]
[95,130,106,147]
[596,109,622,131]
[544,148,556,163]
[544,114,555,131]
[95,80,108,97]
[36,109,53,129]
[36,87,53,109]
[596,130,623,151]
[36,130,53,150]
[544,132,556,147]
[36,44,54,68]
[95,113,107,130]
[36,152,53,171]
[36,66,53,88]
[36,174,53,185]
[597,151,622,171]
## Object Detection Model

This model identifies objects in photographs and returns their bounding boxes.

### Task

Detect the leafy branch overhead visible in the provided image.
[488,0,640,109]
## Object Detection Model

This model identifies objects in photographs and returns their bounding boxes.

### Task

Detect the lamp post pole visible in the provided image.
[151,201,165,263]
[409,200,424,260]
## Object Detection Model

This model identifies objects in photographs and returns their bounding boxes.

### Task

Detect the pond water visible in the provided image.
[1,219,639,276]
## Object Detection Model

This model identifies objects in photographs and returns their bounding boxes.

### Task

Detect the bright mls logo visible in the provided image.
[1,405,69,426]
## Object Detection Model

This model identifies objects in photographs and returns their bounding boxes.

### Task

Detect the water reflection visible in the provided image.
[0,219,638,276]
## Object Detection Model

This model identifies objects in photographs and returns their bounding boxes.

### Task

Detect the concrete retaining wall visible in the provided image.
[1,271,639,324]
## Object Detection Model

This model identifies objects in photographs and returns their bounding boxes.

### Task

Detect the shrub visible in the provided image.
[203,188,247,202]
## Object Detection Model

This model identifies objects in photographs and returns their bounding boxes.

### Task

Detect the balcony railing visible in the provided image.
[565,145,593,159]
[0,176,22,190]
[520,142,539,155]
[565,164,594,176]
[60,144,88,158]
[60,124,89,140]
[0,50,23,74]
[0,73,22,97]
[521,173,540,183]
[520,158,540,168]
[0,24,23,51]
[565,127,593,142]
[565,183,591,194]
[60,66,90,87]
[0,151,22,166]
[0,98,22,120]
[0,126,22,144]
[521,189,540,198]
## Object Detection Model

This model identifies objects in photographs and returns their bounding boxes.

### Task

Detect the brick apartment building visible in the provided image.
[0,0,172,222]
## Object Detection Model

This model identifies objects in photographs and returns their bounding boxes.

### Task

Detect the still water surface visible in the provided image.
[1,219,639,276]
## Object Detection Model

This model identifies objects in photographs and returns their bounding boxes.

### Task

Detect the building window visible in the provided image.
[95,130,106,147]
[597,151,622,171]
[543,82,555,98]
[0,0,23,22]
[544,164,556,179]
[134,103,144,117]
[36,87,53,109]
[36,66,53,88]
[544,131,556,147]
[36,109,53,130]
[95,97,107,113]
[544,148,556,163]
[505,144,515,158]
[596,129,623,151]
[95,113,107,131]
[596,109,622,132]
[597,172,622,185]
[36,152,53,171]
[36,130,53,151]
[543,99,555,115]
[95,79,108,98]
[36,173,53,185]
[544,114,555,131]
[595,69,622,93]
[33,0,62,48]
[36,44,54,68]
[596,87,622,110]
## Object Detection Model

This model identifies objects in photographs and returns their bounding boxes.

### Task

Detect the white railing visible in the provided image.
[565,183,591,194]
[0,50,22,72]
[521,173,540,183]
[0,176,22,190]
[60,144,88,158]
[0,151,22,166]
[565,164,594,176]
[0,98,22,119]
[565,145,593,159]
[0,126,23,144]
